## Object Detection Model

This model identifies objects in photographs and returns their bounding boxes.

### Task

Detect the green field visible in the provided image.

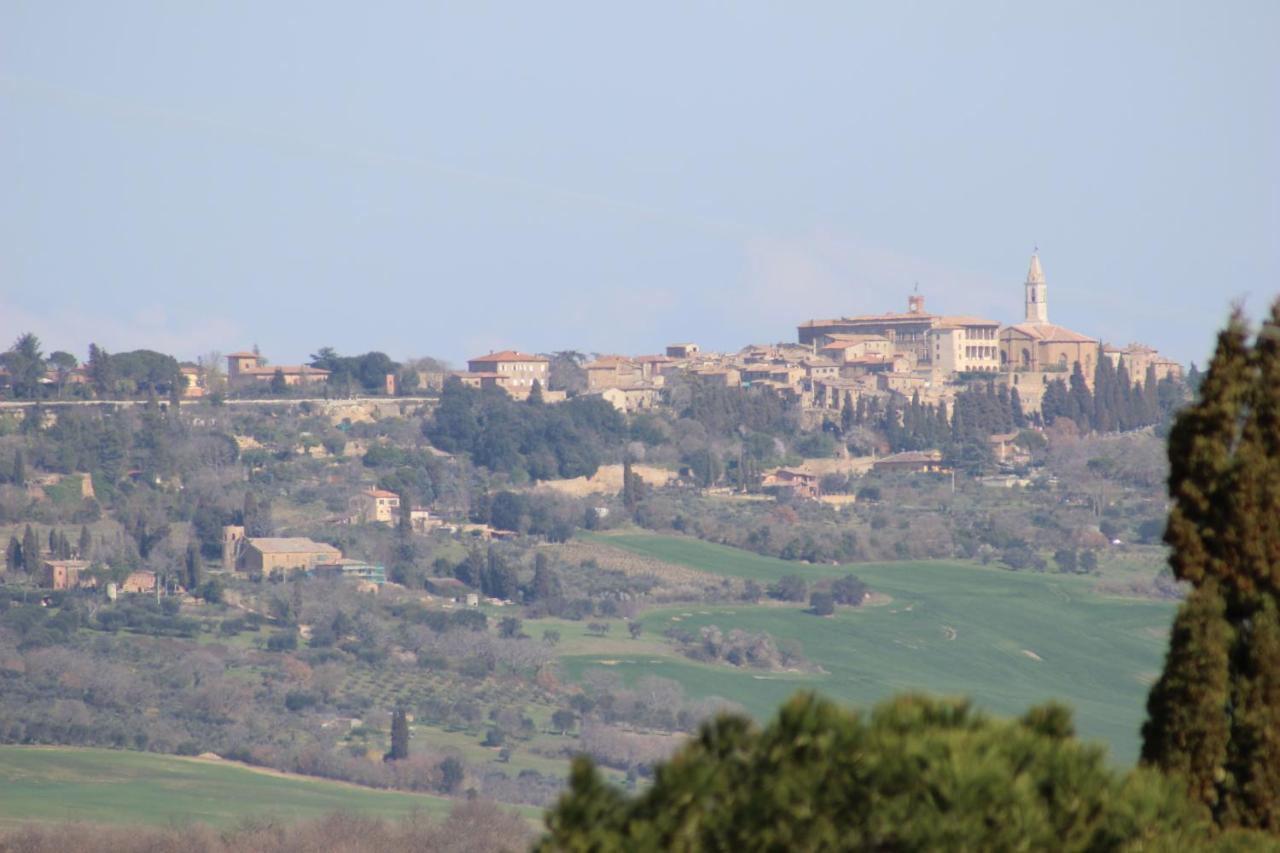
[560,532,1176,765]
[0,747,460,828]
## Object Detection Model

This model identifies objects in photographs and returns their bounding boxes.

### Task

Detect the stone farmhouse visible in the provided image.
[350,488,433,531]
[226,351,330,390]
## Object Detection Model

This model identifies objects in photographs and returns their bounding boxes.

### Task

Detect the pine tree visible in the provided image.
[1141,306,1280,832]
[87,343,113,398]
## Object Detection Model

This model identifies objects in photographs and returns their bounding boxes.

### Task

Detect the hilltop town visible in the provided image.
[0,252,1195,829]
[3,251,1180,419]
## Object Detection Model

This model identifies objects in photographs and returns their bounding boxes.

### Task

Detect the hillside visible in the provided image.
[556,532,1174,764]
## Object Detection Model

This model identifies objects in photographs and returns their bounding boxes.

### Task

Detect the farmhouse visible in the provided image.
[873,450,947,474]
[41,559,90,591]
[226,352,329,389]
[761,467,821,500]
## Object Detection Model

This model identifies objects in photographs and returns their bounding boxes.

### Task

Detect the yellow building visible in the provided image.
[354,488,401,524]
[928,316,1002,374]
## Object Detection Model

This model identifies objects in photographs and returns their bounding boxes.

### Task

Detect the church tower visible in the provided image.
[1024,252,1048,324]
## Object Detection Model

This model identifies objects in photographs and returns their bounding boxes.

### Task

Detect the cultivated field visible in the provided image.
[0,747,458,828]
[560,532,1176,765]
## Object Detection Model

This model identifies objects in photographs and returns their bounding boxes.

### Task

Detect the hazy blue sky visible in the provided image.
[3,2,1277,368]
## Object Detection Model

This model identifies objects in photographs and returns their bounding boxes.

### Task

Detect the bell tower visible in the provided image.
[1024,252,1048,324]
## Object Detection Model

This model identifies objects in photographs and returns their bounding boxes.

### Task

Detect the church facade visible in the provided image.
[998,254,1100,377]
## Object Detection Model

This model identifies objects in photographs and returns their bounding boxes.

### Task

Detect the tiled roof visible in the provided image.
[467,351,549,363]
[236,366,330,376]
[362,488,400,499]
[935,315,1000,328]
[1003,323,1097,344]
[247,538,341,555]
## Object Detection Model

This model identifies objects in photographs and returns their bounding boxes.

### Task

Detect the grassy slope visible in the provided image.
[0,747,460,828]
[562,532,1175,765]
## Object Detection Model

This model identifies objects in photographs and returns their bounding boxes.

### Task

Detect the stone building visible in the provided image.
[457,351,550,400]
[998,254,1100,376]
[41,559,90,591]
[222,525,342,575]
[226,351,330,389]
[928,316,1002,375]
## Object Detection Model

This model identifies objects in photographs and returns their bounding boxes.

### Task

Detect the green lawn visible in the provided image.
[0,747,460,828]
[560,532,1176,765]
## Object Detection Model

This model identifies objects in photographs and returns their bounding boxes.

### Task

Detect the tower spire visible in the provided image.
[1024,251,1048,323]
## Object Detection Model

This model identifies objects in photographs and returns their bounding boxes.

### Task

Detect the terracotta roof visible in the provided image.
[801,312,937,327]
[1003,323,1098,344]
[467,351,549,363]
[824,333,890,343]
[585,356,635,368]
[226,351,259,358]
[362,488,400,499]
[935,315,1000,328]
[237,366,330,376]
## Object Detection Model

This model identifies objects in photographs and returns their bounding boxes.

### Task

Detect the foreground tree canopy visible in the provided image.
[539,692,1210,851]
[1142,304,1280,831]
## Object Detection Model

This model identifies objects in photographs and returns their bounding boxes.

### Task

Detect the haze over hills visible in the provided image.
[4,4,1278,367]
[2,3,1278,849]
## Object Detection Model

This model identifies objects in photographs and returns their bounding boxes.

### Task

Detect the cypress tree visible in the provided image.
[12,449,25,485]
[1010,386,1026,428]
[1141,306,1280,832]
[1142,365,1161,425]
[78,525,92,559]
[185,542,203,590]
[22,525,40,574]
[1068,362,1092,431]
[386,708,410,761]
[397,488,414,538]
[5,536,20,573]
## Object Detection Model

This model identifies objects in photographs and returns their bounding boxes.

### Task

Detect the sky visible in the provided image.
[2,1,1277,369]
